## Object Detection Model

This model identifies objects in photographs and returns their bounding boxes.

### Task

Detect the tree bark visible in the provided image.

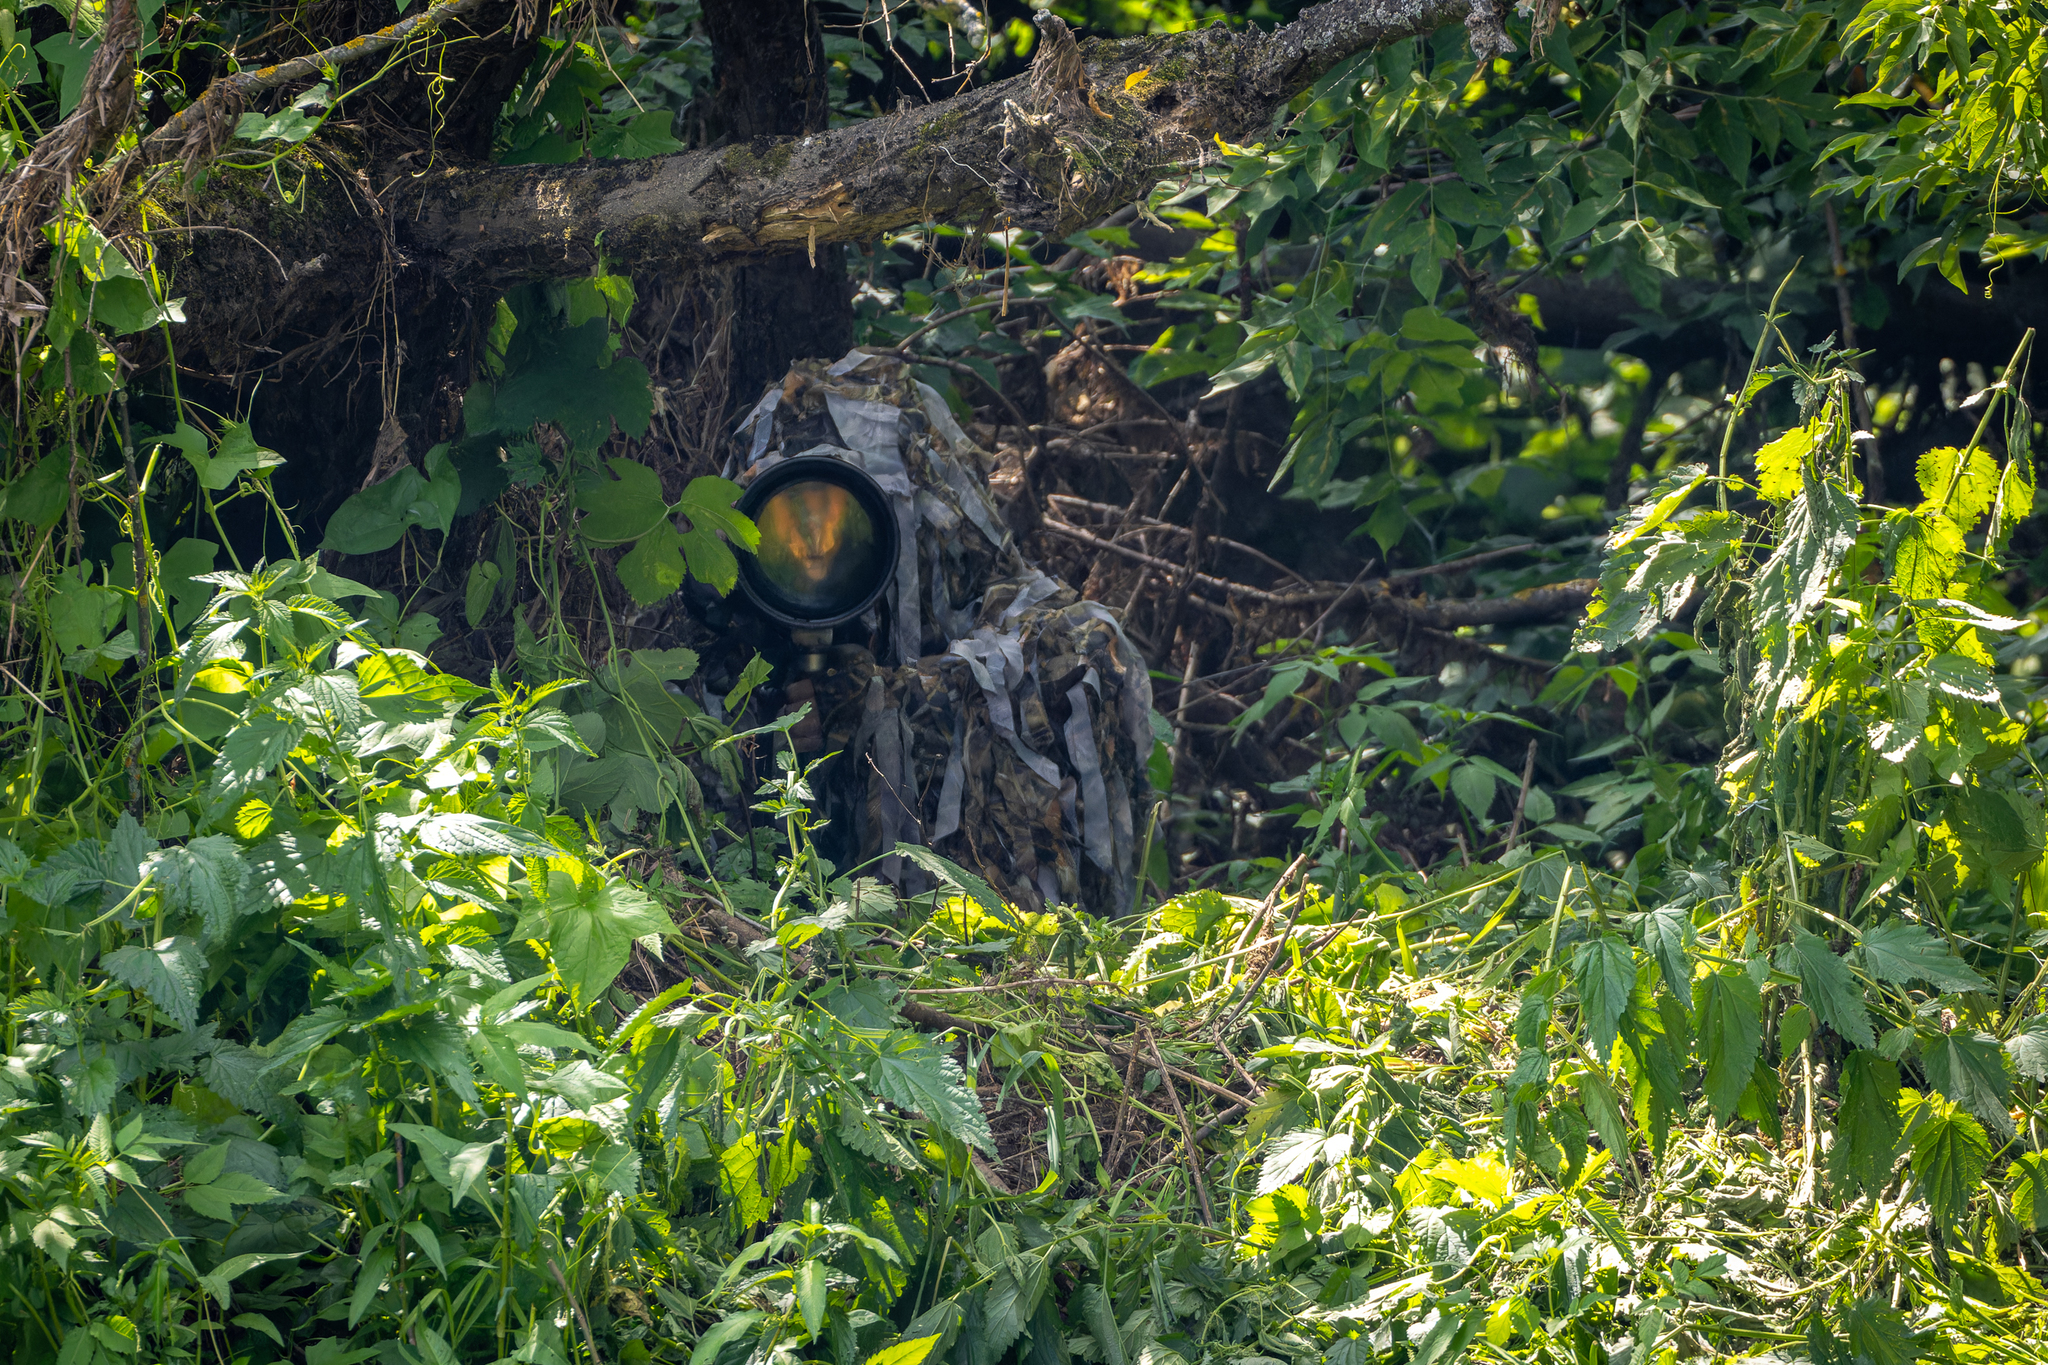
[702,0,851,411]
[155,0,1512,323]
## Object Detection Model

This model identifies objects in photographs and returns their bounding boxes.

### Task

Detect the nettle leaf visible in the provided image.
[1750,474,1858,706]
[1259,1128,1340,1196]
[1909,1096,1990,1230]
[103,935,207,1032]
[142,837,252,943]
[1856,921,1989,992]
[2010,1151,2048,1230]
[1573,934,1636,1062]
[1916,444,1999,527]
[1641,904,1695,991]
[1783,928,1875,1049]
[1886,507,1964,600]
[1829,1050,1903,1196]
[981,1254,1048,1360]
[1839,1298,1921,1365]
[1693,966,1761,1122]
[1922,1030,2012,1133]
[864,1029,997,1154]
[1753,421,1818,502]
[417,813,560,861]
[1574,508,1740,654]
[2006,1019,2048,1083]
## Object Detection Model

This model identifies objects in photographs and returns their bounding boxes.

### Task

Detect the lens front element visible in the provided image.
[753,479,883,617]
[734,457,899,627]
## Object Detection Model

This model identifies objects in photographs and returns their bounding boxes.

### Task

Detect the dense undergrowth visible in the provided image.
[12,2,2048,1364]
[5,318,2048,1365]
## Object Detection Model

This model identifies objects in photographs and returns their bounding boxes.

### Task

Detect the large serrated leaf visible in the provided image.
[864,1030,996,1154]
[1828,1050,1902,1197]
[1693,966,1761,1122]
[1909,1097,1990,1230]
[1784,928,1875,1048]
[142,837,251,944]
[1856,921,1989,992]
[103,935,207,1032]
[1573,934,1636,1062]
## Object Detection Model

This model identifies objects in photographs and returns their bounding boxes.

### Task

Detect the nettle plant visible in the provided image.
[1549,321,2048,1332]
[0,558,698,1364]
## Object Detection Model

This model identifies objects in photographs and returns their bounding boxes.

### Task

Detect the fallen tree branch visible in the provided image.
[149,0,1514,315]
[130,0,500,174]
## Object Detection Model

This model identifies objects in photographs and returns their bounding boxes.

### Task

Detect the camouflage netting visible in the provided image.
[733,350,1156,915]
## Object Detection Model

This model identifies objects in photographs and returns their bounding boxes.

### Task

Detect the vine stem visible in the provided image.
[1717,264,1802,512]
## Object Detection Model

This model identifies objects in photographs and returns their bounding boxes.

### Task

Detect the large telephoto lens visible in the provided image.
[735,457,898,627]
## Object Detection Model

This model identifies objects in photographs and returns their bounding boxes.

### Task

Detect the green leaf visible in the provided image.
[1888,508,1964,600]
[1573,934,1636,1062]
[575,458,670,545]
[1,453,70,529]
[1856,921,1989,992]
[545,873,673,1003]
[794,1259,829,1339]
[1917,444,1999,527]
[1693,966,1761,1122]
[891,844,1011,927]
[191,423,286,490]
[1909,1096,1990,1230]
[1829,1050,1902,1196]
[865,1029,997,1154]
[1784,928,1875,1049]
[539,1059,629,1109]
[141,836,251,944]
[1922,1030,2012,1131]
[1450,763,1496,823]
[616,519,690,606]
[2011,1151,2048,1230]
[183,1170,282,1221]
[477,320,654,449]
[1640,905,1694,992]
[416,812,560,860]
[981,1254,1048,1360]
[347,1247,393,1328]
[321,451,460,556]
[103,935,206,1032]
[1398,307,1479,345]
[864,1339,940,1365]
[196,1253,298,1310]
[2006,1019,2048,1083]
[1839,1298,1919,1365]
[465,559,503,628]
[1752,422,1818,503]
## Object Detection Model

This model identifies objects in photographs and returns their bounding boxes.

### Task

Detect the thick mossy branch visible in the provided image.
[388,0,1508,287]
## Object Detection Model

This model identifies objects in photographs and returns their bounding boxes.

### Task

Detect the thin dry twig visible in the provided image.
[1144,1027,1213,1226]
